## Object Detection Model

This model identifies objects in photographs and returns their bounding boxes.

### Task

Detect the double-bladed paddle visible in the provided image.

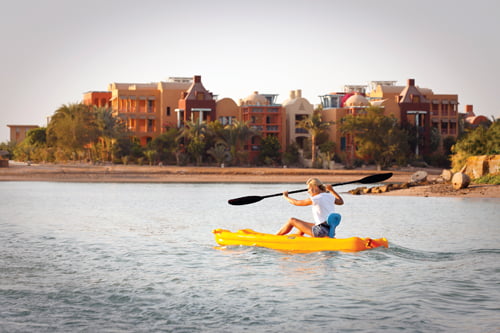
[228,172,393,205]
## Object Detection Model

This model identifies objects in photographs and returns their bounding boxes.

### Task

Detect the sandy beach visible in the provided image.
[1,162,499,198]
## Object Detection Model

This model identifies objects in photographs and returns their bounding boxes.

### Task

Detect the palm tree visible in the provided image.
[207,142,231,166]
[340,107,409,170]
[297,110,333,167]
[221,120,259,165]
[143,149,157,166]
[94,107,128,162]
[47,103,98,160]
[149,128,179,164]
[177,120,208,166]
[206,120,225,150]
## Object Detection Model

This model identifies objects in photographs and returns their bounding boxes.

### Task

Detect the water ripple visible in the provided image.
[1,182,499,332]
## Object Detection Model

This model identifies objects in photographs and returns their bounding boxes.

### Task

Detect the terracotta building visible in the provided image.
[320,79,461,161]
[81,75,468,164]
[107,77,193,145]
[215,98,239,125]
[464,105,489,127]
[82,91,112,108]
[239,91,286,163]
[176,75,216,126]
[84,76,221,146]
[320,91,371,164]
[369,78,459,156]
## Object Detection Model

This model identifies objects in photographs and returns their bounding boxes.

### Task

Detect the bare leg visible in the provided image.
[276,218,294,235]
[277,218,315,236]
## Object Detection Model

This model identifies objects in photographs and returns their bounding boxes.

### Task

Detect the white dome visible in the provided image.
[344,94,369,107]
[242,91,268,105]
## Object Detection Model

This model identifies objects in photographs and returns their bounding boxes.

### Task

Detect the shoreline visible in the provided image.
[1,162,499,198]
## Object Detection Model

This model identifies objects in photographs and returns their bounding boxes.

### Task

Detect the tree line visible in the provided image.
[1,103,498,169]
[6,103,283,166]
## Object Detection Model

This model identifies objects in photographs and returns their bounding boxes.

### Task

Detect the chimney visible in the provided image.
[465,105,474,115]
[296,89,302,98]
[408,79,415,86]
[289,90,296,99]
[194,75,201,83]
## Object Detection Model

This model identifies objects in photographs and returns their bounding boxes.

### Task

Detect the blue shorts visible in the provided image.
[312,223,329,238]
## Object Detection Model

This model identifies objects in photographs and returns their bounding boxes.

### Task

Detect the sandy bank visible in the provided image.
[1,162,499,198]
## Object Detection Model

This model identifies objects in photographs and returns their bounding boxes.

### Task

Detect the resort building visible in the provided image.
[320,91,371,164]
[84,76,220,146]
[369,78,459,156]
[281,89,314,149]
[82,91,112,108]
[464,104,490,127]
[320,79,461,161]
[176,75,217,127]
[106,77,193,145]
[239,91,286,162]
[78,74,476,165]
[7,125,39,143]
[216,98,239,125]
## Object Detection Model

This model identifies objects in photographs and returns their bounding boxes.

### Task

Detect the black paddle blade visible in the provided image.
[228,195,263,206]
[228,172,393,206]
[358,172,393,184]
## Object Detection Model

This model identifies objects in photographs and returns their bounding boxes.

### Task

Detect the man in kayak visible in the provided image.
[277,178,344,237]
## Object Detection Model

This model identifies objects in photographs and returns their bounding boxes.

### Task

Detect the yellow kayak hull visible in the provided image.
[212,228,389,253]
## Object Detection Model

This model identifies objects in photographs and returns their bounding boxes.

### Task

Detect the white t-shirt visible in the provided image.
[310,192,336,224]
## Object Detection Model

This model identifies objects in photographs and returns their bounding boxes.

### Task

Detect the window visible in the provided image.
[166,107,171,116]
[442,103,449,115]
[340,137,346,151]
[218,116,234,125]
[331,96,340,108]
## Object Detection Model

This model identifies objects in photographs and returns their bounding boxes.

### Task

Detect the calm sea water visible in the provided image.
[1,181,499,332]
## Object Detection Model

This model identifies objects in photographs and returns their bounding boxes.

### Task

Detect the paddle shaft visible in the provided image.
[260,179,367,199]
[228,172,393,205]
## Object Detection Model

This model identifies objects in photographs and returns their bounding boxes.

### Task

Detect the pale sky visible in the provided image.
[1,0,499,142]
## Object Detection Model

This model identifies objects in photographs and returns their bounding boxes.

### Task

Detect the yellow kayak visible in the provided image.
[212,228,389,253]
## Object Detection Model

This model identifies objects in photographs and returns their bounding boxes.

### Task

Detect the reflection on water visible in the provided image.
[1,182,499,332]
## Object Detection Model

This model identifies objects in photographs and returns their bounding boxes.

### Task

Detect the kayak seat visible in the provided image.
[327,213,341,238]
